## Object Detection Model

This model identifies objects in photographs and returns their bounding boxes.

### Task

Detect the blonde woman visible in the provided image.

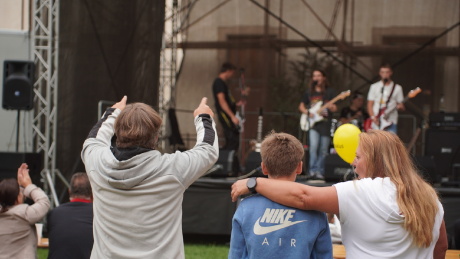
[232,130,447,259]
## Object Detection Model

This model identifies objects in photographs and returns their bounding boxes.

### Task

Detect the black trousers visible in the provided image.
[217,111,239,151]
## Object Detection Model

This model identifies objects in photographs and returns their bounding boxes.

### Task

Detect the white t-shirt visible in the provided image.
[334,177,444,259]
[367,81,404,124]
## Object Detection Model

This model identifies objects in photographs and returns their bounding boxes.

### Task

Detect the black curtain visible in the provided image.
[57,0,164,198]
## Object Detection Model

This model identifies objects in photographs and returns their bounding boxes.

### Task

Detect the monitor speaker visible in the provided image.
[244,151,264,177]
[205,149,240,178]
[325,154,353,183]
[2,60,35,110]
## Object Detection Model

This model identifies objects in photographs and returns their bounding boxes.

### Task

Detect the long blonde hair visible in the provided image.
[360,130,439,247]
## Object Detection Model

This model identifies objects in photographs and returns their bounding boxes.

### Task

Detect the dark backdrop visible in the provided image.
[57,0,164,198]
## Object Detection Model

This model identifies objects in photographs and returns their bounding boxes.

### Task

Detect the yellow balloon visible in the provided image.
[333,124,361,164]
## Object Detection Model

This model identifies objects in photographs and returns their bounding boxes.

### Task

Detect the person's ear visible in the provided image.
[261,162,269,176]
[295,161,303,175]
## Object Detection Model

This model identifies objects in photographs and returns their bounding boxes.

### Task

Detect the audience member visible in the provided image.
[232,130,448,259]
[47,172,93,259]
[229,132,332,258]
[81,96,218,258]
[0,163,50,259]
[327,213,342,244]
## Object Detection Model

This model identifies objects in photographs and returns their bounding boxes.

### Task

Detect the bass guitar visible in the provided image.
[300,90,351,131]
[363,87,421,132]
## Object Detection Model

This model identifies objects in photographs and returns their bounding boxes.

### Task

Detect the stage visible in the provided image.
[182,177,460,244]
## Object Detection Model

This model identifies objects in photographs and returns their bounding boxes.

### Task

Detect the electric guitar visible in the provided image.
[363,87,421,132]
[300,90,351,131]
[235,69,247,132]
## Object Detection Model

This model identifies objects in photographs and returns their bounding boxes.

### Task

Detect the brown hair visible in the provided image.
[310,69,329,95]
[380,63,393,71]
[359,130,439,247]
[0,178,20,213]
[260,132,304,178]
[69,172,92,199]
[115,103,162,149]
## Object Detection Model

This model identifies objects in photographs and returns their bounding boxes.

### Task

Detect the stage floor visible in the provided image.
[183,177,460,241]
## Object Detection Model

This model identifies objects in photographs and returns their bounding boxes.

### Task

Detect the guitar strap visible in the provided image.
[385,82,396,107]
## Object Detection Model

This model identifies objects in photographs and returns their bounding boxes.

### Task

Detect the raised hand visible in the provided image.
[17,163,32,188]
[193,97,214,117]
[112,95,127,111]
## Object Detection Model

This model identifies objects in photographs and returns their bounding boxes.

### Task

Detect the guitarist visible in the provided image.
[212,62,249,151]
[367,64,405,134]
[299,69,337,181]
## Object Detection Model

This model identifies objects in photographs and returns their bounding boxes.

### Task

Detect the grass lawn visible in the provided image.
[39,244,229,259]
[38,235,230,259]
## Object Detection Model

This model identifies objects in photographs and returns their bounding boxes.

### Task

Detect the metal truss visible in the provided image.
[31,0,67,207]
[158,0,187,151]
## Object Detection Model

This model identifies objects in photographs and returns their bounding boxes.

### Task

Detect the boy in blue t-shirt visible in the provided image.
[229,132,332,259]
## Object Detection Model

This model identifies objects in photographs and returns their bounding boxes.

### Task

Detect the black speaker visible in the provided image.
[0,152,43,188]
[425,129,460,177]
[325,154,353,183]
[2,60,35,110]
[413,156,437,184]
[244,151,264,177]
[206,149,240,177]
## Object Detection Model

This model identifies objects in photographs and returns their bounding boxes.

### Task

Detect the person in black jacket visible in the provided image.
[47,173,93,259]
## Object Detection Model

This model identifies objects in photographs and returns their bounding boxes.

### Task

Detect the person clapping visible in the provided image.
[0,163,50,259]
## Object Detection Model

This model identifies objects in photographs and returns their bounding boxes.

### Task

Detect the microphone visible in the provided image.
[383,78,389,84]
[311,80,318,87]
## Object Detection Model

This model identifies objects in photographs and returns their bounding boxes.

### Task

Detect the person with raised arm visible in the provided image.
[82,96,218,259]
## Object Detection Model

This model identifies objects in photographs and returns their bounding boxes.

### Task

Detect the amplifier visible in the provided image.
[425,129,460,177]
[429,112,460,128]
[325,154,354,183]
[205,149,240,178]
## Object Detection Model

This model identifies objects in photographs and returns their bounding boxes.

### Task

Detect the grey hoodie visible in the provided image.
[82,108,218,259]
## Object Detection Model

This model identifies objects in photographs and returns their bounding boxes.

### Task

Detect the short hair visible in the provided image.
[351,91,364,100]
[260,132,304,178]
[115,103,163,149]
[69,173,92,198]
[220,62,237,73]
[380,63,393,71]
[0,178,20,213]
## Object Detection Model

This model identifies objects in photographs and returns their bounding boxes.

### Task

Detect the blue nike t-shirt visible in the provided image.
[229,194,332,259]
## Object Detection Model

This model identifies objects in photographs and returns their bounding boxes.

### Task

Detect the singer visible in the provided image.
[366,63,405,133]
[298,69,337,181]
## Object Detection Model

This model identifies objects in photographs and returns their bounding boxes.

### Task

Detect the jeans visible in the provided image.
[386,124,397,134]
[309,129,331,176]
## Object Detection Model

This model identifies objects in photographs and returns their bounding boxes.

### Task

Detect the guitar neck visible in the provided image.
[317,95,342,114]
[384,95,411,114]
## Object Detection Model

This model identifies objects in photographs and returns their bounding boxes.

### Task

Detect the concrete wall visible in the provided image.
[0,30,32,152]
[0,0,32,152]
